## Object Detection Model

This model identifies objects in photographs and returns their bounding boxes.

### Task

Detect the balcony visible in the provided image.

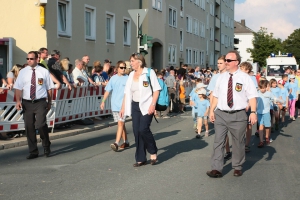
[216,0,220,6]
[215,41,220,52]
[215,17,220,29]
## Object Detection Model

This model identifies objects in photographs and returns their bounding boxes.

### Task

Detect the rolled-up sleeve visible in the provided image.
[245,76,258,99]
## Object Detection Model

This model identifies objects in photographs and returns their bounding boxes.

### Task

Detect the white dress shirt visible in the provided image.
[14,65,54,100]
[72,67,88,84]
[213,69,258,110]
[124,67,161,116]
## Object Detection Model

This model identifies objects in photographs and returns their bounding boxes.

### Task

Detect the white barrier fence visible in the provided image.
[0,85,112,133]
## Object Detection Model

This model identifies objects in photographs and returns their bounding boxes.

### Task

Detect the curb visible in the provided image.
[0,117,132,151]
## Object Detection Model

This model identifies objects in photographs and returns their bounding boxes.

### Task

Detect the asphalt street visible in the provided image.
[0,111,299,200]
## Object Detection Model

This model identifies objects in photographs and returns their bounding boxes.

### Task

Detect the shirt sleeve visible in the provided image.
[7,72,14,79]
[244,75,258,99]
[150,69,161,92]
[45,70,55,90]
[104,77,113,92]
[212,76,221,98]
[13,70,24,90]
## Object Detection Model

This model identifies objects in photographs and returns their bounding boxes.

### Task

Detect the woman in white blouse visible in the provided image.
[120,53,161,167]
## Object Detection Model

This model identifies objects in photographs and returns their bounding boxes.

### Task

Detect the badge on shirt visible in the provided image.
[38,78,44,85]
[143,81,149,87]
[235,83,243,92]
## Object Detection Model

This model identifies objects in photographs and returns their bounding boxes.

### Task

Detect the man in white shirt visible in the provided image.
[207,50,258,178]
[14,51,55,159]
[72,59,89,86]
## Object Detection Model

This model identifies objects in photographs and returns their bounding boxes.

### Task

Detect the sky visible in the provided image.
[235,0,300,40]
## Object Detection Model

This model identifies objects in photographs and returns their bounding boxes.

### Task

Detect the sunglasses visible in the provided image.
[132,52,140,58]
[119,67,126,70]
[225,59,237,63]
[26,58,35,60]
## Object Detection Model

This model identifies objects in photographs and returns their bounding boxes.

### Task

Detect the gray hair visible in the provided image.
[75,59,83,66]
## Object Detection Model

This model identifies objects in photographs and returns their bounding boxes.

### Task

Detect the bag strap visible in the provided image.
[147,68,158,123]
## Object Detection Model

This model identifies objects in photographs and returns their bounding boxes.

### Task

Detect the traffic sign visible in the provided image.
[128,9,148,28]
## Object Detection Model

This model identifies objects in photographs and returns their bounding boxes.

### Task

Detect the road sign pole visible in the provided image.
[137,13,140,53]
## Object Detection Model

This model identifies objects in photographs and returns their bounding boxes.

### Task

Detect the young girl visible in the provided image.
[288,75,298,121]
[278,80,289,124]
[194,88,210,138]
[269,79,281,130]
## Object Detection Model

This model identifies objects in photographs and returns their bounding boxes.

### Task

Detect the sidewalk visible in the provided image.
[0,116,132,150]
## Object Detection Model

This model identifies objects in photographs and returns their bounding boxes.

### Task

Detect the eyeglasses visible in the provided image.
[225,59,237,63]
[132,52,140,58]
[26,58,35,60]
[119,67,126,70]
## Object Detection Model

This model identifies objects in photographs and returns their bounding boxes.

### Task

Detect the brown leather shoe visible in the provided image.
[233,170,243,177]
[119,142,130,149]
[206,170,223,178]
[133,161,147,167]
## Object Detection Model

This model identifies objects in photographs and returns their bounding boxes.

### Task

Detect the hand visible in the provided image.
[209,111,215,123]
[249,113,257,125]
[47,102,52,110]
[119,108,125,118]
[148,104,156,115]
[0,88,4,94]
[100,102,105,110]
[245,106,249,112]
[190,101,195,106]
[6,85,12,90]
[68,84,72,90]
[16,101,22,110]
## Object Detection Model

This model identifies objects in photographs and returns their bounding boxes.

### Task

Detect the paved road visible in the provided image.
[0,112,299,200]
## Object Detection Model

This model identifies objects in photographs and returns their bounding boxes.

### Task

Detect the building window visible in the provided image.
[123,18,131,46]
[209,3,214,16]
[210,28,214,41]
[193,49,199,64]
[221,12,224,23]
[169,7,177,28]
[206,13,209,30]
[168,44,177,64]
[106,12,115,43]
[200,51,205,65]
[210,52,214,66]
[57,0,72,37]
[200,0,205,10]
[186,48,192,64]
[194,0,200,6]
[180,0,184,17]
[152,0,162,11]
[186,15,192,33]
[193,19,199,35]
[180,30,183,51]
[84,5,96,40]
[221,33,225,44]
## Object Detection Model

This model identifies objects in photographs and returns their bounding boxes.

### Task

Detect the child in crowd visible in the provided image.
[278,80,289,124]
[269,79,281,131]
[189,79,206,129]
[257,80,273,147]
[239,62,256,152]
[194,88,210,138]
[179,80,186,113]
[288,75,298,121]
[282,74,289,90]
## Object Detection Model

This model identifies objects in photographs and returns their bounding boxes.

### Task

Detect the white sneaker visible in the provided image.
[270,138,273,143]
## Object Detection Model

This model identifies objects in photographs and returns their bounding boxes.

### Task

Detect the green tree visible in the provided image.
[282,29,300,63]
[247,27,284,67]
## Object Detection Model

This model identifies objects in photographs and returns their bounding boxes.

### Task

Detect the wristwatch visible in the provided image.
[251,111,257,114]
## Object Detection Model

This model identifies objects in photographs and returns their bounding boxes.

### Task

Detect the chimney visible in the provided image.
[241,19,245,26]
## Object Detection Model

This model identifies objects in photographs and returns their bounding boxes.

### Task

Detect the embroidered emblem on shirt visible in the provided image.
[143,81,149,87]
[235,83,243,92]
[38,78,44,85]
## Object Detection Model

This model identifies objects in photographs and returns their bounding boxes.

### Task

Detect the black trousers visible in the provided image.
[131,101,157,162]
[22,99,51,154]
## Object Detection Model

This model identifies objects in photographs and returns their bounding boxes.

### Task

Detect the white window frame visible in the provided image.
[221,33,225,44]
[180,29,183,51]
[84,4,96,40]
[186,48,192,64]
[200,0,206,10]
[221,12,224,23]
[168,44,177,64]
[169,6,177,28]
[194,0,200,6]
[152,0,162,11]
[123,17,131,46]
[200,22,205,38]
[210,28,214,41]
[206,13,209,30]
[193,49,199,64]
[210,51,214,66]
[106,11,115,43]
[200,50,205,65]
[186,15,193,33]
[57,0,72,37]
[210,3,214,16]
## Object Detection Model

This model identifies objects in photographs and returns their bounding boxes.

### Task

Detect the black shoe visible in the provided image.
[196,134,202,139]
[44,148,51,157]
[224,152,232,160]
[206,170,223,178]
[133,161,147,167]
[255,131,259,137]
[26,154,39,159]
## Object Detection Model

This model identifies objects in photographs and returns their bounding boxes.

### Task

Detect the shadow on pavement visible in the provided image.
[157,138,208,164]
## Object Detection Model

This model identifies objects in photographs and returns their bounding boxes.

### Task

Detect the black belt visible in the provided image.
[22,98,46,103]
[218,109,244,114]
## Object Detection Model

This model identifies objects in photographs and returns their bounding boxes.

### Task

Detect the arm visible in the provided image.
[100,91,110,110]
[209,96,218,123]
[204,106,210,117]
[50,73,61,89]
[148,90,159,115]
[248,97,257,125]
[61,74,72,90]
[47,89,52,110]
[15,89,22,110]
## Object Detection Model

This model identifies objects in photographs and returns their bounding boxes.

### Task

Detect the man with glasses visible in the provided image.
[14,51,54,159]
[100,60,129,151]
[206,50,258,178]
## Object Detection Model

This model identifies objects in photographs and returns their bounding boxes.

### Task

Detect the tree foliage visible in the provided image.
[282,29,300,63]
[247,27,284,67]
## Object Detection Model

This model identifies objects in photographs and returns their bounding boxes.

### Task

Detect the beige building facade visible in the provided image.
[0,0,234,76]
